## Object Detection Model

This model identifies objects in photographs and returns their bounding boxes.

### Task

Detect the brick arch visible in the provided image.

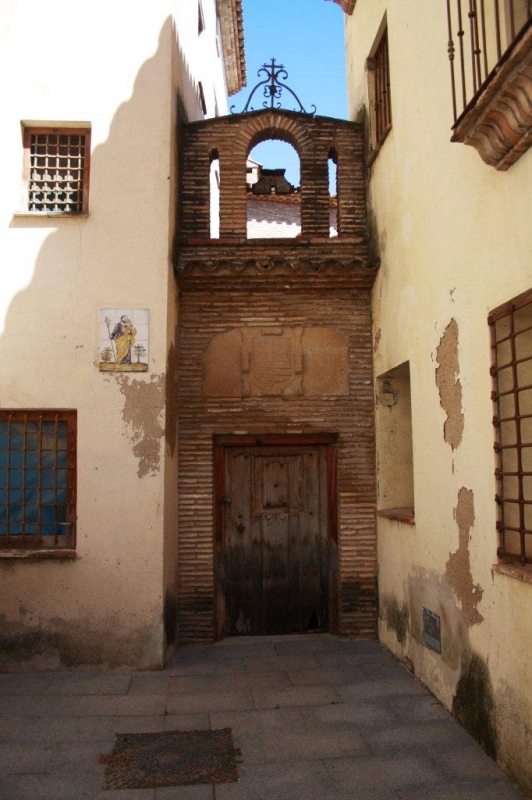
[225,112,324,238]
[234,112,314,163]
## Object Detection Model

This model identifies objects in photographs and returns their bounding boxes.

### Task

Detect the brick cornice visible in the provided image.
[176,241,377,289]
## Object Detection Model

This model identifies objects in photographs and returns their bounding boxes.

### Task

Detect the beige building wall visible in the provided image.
[0,0,229,669]
[346,1,532,793]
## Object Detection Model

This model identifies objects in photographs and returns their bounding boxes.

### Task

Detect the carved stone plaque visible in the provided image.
[203,326,349,398]
[242,327,303,397]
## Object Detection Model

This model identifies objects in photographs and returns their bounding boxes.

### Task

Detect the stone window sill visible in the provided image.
[377,507,415,525]
[492,562,532,584]
[0,549,76,559]
[451,23,532,171]
[367,124,392,168]
[13,212,89,219]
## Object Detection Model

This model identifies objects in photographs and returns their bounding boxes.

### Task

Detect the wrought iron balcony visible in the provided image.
[446,0,532,170]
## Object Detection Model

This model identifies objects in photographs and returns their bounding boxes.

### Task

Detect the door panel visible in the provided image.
[224,445,328,635]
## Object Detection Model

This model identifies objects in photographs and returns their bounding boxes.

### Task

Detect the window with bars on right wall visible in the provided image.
[366,20,392,164]
[490,290,532,567]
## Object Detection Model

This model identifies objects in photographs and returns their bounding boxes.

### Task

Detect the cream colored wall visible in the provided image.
[0,0,227,669]
[346,1,532,792]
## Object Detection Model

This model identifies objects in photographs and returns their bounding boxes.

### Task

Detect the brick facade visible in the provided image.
[177,109,376,643]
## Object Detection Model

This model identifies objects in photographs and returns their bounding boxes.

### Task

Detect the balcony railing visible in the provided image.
[446,0,532,169]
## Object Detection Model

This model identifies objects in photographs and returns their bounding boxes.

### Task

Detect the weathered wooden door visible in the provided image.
[222,445,329,635]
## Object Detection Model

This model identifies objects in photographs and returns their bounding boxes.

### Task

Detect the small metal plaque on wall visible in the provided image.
[423,608,441,654]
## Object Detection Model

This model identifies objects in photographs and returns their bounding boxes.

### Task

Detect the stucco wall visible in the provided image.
[0,0,228,669]
[346,2,532,793]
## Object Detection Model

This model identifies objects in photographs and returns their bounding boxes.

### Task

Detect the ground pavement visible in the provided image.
[0,635,527,799]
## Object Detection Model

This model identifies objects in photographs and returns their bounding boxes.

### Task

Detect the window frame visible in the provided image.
[21,125,91,217]
[489,289,532,569]
[0,409,77,557]
[366,19,392,165]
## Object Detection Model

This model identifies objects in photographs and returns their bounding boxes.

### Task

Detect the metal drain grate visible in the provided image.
[100,728,240,790]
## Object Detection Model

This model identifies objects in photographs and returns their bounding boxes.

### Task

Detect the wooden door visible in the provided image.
[222,445,329,635]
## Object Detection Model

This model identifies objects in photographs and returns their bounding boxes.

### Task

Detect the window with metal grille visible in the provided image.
[0,411,76,552]
[489,290,532,565]
[23,127,90,215]
[367,26,392,154]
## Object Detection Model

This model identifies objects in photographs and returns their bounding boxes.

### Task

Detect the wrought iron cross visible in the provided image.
[231,58,316,115]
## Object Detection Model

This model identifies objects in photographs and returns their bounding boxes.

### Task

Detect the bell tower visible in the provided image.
[176,63,378,643]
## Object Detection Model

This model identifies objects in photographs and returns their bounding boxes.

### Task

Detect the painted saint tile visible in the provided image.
[99,308,149,373]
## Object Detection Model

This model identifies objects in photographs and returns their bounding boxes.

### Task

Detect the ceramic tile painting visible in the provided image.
[99,309,149,372]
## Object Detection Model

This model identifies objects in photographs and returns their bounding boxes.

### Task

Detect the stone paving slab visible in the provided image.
[162,713,211,731]
[168,669,291,694]
[300,699,394,730]
[212,705,370,764]
[0,771,104,800]
[155,787,214,799]
[336,676,427,703]
[10,714,166,744]
[98,792,155,800]
[396,779,527,799]
[214,760,341,800]
[434,746,510,781]
[389,694,452,722]
[240,654,321,673]
[0,674,53,695]
[166,689,254,715]
[323,752,445,792]
[0,693,166,717]
[0,635,528,800]
[362,717,478,757]
[286,665,369,686]
[45,673,133,695]
[0,742,53,774]
[128,675,171,695]
[251,684,341,710]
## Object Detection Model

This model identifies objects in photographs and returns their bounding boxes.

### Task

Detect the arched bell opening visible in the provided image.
[209,149,220,239]
[328,147,339,238]
[246,138,301,239]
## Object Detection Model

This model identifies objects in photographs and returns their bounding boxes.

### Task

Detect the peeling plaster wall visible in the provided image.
[435,319,464,450]
[347,1,532,794]
[0,1,227,669]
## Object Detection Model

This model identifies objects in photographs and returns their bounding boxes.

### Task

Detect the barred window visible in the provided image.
[367,25,392,157]
[0,411,76,552]
[490,291,532,566]
[23,127,90,215]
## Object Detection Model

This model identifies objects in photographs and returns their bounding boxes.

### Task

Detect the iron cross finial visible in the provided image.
[231,59,316,115]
